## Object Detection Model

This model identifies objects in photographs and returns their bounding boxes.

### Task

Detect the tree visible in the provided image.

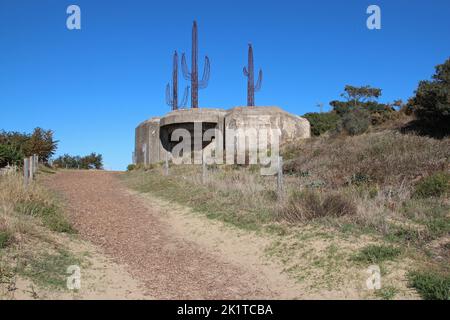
[408,58,450,137]
[0,128,58,163]
[329,85,396,127]
[53,153,103,170]
[303,112,340,136]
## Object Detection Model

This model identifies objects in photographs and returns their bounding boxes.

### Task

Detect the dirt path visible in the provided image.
[43,170,284,299]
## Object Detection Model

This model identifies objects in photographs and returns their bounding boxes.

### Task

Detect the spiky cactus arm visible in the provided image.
[180,86,190,108]
[165,83,173,108]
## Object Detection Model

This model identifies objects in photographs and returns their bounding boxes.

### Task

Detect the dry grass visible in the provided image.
[283,131,449,187]
[0,171,77,297]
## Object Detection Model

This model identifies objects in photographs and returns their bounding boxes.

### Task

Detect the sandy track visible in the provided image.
[43,170,277,299]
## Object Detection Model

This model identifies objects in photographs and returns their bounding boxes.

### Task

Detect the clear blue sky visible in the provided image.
[1,0,449,170]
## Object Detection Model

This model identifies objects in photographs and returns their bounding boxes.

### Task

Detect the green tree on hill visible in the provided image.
[408,57,450,137]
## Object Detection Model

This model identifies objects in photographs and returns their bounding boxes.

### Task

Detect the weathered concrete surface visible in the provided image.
[135,117,165,165]
[225,106,310,143]
[135,106,310,165]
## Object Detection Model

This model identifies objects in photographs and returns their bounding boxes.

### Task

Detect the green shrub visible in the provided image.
[414,172,450,198]
[340,109,371,135]
[303,112,340,136]
[127,164,136,171]
[0,230,12,249]
[352,244,401,264]
[0,144,23,168]
[408,270,450,300]
[409,58,450,138]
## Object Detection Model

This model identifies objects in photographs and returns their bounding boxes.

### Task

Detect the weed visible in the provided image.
[18,249,82,290]
[414,172,450,198]
[408,270,450,300]
[374,286,398,300]
[0,230,12,249]
[352,244,401,264]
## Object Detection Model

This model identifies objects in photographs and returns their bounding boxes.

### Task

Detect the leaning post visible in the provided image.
[277,156,284,199]
[164,151,169,176]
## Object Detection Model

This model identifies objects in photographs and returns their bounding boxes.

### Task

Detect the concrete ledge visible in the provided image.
[160,108,227,127]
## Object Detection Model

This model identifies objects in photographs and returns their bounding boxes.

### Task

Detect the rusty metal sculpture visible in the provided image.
[166,51,189,110]
[243,43,262,106]
[182,21,210,108]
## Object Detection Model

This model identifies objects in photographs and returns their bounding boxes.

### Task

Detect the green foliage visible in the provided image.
[127,164,136,171]
[408,58,450,137]
[303,112,340,136]
[0,230,12,249]
[339,108,371,135]
[414,172,450,198]
[0,128,58,164]
[0,144,23,167]
[53,152,103,170]
[352,244,401,264]
[374,286,398,300]
[408,270,450,300]
[329,85,396,128]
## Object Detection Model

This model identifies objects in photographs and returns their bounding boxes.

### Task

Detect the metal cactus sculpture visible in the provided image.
[243,44,262,106]
[182,21,210,108]
[166,51,189,110]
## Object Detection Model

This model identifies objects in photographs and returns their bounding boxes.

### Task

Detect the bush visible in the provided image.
[408,58,450,138]
[322,193,357,217]
[280,190,356,222]
[0,230,12,249]
[303,112,340,136]
[340,108,371,135]
[127,164,136,171]
[414,172,450,198]
[408,270,450,300]
[0,144,23,168]
[352,244,401,264]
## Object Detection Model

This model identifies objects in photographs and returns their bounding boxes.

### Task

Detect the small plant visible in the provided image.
[352,244,401,264]
[280,190,356,222]
[0,230,12,249]
[374,286,398,300]
[349,172,371,186]
[127,164,136,171]
[322,193,357,217]
[408,270,450,300]
[414,172,450,198]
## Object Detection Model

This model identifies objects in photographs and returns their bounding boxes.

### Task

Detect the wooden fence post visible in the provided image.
[23,158,30,186]
[164,151,169,176]
[29,156,34,181]
[277,156,284,199]
[202,151,207,184]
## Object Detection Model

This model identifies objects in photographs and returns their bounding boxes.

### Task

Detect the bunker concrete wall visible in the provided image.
[135,106,310,165]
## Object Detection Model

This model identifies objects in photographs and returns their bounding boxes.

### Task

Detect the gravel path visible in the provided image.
[44,170,275,299]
